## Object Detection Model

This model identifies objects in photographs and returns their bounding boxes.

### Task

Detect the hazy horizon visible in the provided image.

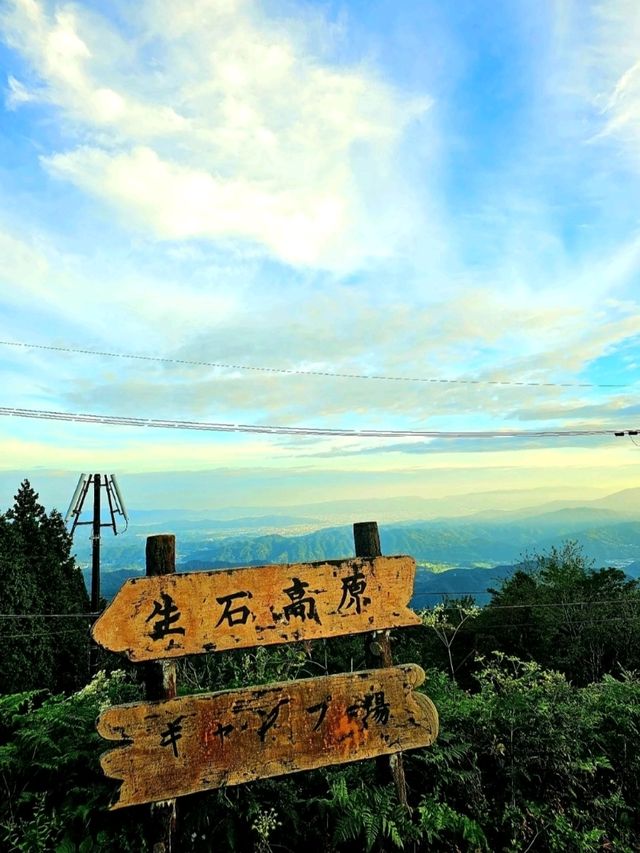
[1,468,636,524]
[1,1,639,515]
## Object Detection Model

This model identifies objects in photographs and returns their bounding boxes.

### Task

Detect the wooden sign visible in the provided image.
[92,556,419,661]
[98,664,438,809]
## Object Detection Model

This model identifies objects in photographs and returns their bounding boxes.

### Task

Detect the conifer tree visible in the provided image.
[0,480,90,692]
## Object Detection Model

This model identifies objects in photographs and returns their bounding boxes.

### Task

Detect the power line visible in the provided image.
[1,614,638,639]
[0,612,100,619]
[0,406,632,439]
[411,596,640,609]
[2,597,638,618]
[0,339,627,389]
[416,614,640,632]
[474,614,640,630]
[0,627,90,640]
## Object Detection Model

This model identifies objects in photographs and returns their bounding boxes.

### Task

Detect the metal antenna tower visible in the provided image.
[65,474,128,672]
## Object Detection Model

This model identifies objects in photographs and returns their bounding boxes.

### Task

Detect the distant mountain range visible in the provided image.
[80,487,640,603]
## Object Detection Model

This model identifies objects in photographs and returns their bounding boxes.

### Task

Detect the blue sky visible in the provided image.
[0,0,639,514]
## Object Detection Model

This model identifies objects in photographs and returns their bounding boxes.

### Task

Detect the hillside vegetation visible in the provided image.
[2,484,640,851]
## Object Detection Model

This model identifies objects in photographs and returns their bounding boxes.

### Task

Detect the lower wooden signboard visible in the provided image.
[98,664,438,809]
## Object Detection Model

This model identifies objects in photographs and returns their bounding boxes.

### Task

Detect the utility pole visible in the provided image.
[89,474,101,673]
[91,473,101,614]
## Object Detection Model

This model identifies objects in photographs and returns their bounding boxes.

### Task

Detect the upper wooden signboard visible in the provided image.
[92,556,419,661]
[98,663,438,809]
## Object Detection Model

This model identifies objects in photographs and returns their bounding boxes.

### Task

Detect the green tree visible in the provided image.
[474,541,640,684]
[0,510,53,690]
[0,480,90,693]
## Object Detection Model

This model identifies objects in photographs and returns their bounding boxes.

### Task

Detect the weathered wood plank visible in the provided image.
[98,664,438,809]
[92,556,419,661]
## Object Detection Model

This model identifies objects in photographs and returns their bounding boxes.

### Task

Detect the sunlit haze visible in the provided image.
[1,0,639,517]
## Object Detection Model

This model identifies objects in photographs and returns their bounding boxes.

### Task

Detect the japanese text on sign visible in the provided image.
[92,556,420,661]
[97,664,438,809]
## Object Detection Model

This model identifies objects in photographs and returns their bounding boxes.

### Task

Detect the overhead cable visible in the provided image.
[2,613,638,639]
[0,339,626,389]
[0,406,631,439]
[0,627,90,640]
[411,596,640,609]
[1,597,638,618]
[0,612,100,619]
[440,614,640,631]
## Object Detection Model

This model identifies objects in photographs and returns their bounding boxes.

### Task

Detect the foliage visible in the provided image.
[0,480,91,693]
[420,597,480,681]
[1,653,639,851]
[473,541,640,684]
[410,655,640,850]
[0,670,145,851]
[3,531,640,850]
[327,773,417,851]
[177,642,317,694]
[1,793,63,853]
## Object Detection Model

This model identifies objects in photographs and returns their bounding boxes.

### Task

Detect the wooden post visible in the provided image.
[142,535,177,853]
[354,522,409,810]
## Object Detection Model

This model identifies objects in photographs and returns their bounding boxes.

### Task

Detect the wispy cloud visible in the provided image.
[589,0,640,166]
[1,220,636,431]
[1,0,639,499]
[0,224,239,350]
[2,0,428,270]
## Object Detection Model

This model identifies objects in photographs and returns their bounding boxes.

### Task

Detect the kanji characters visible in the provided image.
[337,572,370,615]
[146,592,186,641]
[347,691,390,727]
[283,577,320,623]
[215,591,253,627]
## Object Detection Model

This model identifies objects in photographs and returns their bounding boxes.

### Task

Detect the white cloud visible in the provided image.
[581,0,640,166]
[0,225,238,352]
[44,145,352,267]
[0,229,50,285]
[47,277,637,434]
[5,74,36,106]
[2,0,639,456]
[1,0,428,270]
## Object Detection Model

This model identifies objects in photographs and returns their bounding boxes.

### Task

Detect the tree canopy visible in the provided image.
[473,541,640,684]
[0,480,90,693]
